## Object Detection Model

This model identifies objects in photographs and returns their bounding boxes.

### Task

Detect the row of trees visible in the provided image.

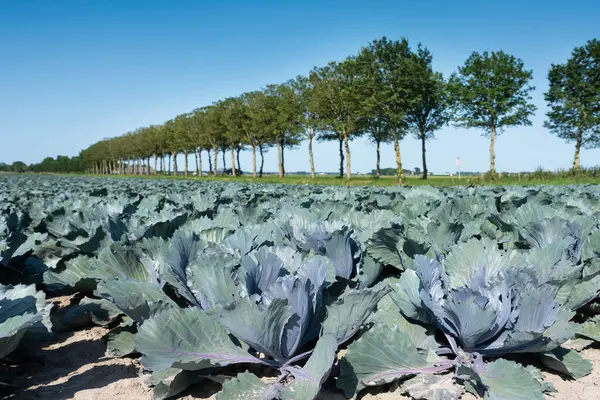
[52,38,600,181]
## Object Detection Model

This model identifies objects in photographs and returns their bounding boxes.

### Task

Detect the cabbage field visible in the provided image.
[1,175,600,400]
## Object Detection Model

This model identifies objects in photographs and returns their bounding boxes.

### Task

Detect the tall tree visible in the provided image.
[544,39,600,170]
[449,50,536,175]
[204,105,226,176]
[310,60,364,180]
[360,116,390,178]
[189,109,209,177]
[259,84,302,179]
[221,97,247,177]
[243,91,270,178]
[357,37,416,184]
[292,75,320,179]
[405,46,452,179]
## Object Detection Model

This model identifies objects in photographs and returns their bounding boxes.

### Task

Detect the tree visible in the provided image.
[292,75,320,179]
[11,161,28,173]
[189,108,211,177]
[147,124,166,176]
[406,46,452,179]
[221,97,249,177]
[544,39,600,170]
[360,117,390,178]
[309,60,364,180]
[356,37,417,184]
[203,105,226,176]
[243,91,271,178]
[172,114,194,176]
[449,50,536,175]
[257,84,302,179]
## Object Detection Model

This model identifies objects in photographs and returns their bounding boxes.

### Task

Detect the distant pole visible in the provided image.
[456,157,461,180]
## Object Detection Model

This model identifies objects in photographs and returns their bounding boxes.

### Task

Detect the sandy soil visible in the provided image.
[2,297,600,400]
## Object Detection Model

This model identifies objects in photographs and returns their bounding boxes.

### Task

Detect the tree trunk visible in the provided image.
[154,154,158,176]
[183,151,189,177]
[392,129,404,185]
[222,148,226,174]
[574,128,582,170]
[172,152,178,176]
[343,130,351,180]
[375,139,381,178]
[338,136,344,178]
[213,146,218,176]
[167,154,171,175]
[308,133,315,179]
[161,155,165,174]
[277,139,283,179]
[421,131,428,179]
[489,125,496,175]
[252,143,257,178]
[207,149,212,174]
[230,144,236,177]
[236,146,241,173]
[259,144,264,178]
[147,157,151,175]
[281,139,285,176]
[196,149,202,177]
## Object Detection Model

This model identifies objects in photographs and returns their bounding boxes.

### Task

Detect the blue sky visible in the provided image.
[1,0,599,173]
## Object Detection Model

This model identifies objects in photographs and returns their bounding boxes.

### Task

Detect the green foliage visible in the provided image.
[449,50,536,133]
[544,39,600,169]
[405,46,452,178]
[449,50,536,173]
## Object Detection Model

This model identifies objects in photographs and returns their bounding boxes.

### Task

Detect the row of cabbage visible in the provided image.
[1,175,600,400]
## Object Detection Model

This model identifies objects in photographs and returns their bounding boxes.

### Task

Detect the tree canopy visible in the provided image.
[544,39,600,170]
[449,50,537,174]
[18,37,599,178]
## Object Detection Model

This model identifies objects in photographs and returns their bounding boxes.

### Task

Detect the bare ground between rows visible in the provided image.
[2,296,600,400]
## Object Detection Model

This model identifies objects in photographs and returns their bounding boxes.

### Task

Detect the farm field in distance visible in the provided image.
[2,174,600,400]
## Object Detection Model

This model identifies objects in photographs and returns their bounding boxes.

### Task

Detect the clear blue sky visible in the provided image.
[1,0,599,173]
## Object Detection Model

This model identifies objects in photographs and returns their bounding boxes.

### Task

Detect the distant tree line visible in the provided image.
[0,156,85,174]
[18,37,600,181]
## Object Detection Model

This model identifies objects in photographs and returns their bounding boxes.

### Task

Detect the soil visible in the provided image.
[2,297,600,400]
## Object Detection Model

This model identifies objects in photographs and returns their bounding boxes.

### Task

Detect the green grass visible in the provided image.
[33,171,600,187]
